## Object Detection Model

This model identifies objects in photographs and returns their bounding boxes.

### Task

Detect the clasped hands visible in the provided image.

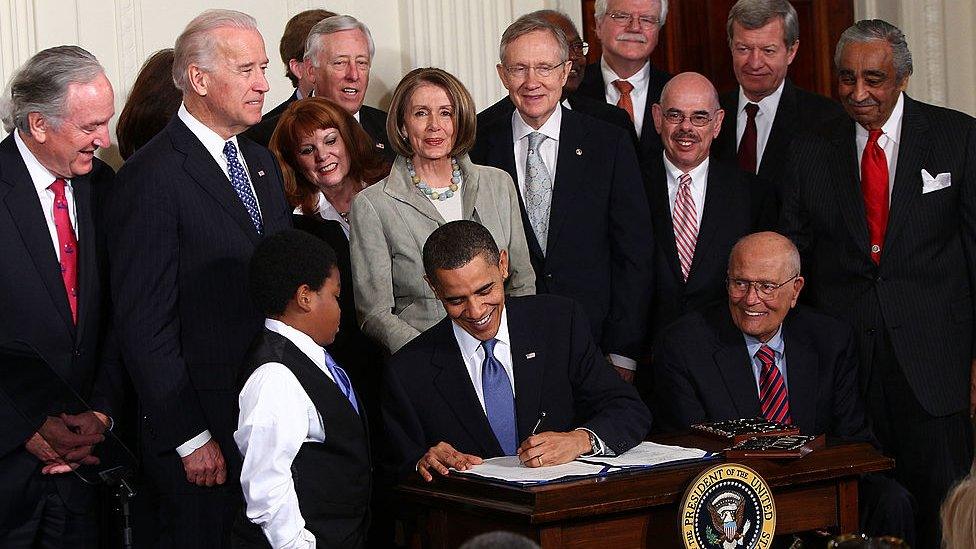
[416,430,592,482]
[24,411,110,474]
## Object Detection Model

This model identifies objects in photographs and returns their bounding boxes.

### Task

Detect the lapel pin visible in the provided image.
[257,170,265,177]
[575,148,582,156]
[525,352,536,359]
[377,143,385,149]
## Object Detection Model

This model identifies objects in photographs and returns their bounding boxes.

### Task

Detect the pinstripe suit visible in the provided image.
[781,94,976,545]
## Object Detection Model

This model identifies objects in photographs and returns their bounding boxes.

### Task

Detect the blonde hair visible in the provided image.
[941,471,976,549]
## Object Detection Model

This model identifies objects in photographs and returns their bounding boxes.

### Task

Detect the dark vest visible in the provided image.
[233,329,371,548]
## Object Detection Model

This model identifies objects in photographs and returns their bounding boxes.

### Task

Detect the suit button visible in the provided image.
[866,328,876,335]
[545,273,553,279]
[73,348,82,357]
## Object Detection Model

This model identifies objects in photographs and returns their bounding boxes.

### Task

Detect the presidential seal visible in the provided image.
[679,463,776,549]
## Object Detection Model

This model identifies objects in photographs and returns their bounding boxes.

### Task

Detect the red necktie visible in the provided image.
[737,103,759,173]
[672,173,698,282]
[861,129,889,264]
[757,345,791,424]
[613,79,635,123]
[50,179,78,324]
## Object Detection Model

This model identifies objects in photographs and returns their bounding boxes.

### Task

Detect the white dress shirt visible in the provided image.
[450,309,610,455]
[293,191,353,238]
[601,58,651,137]
[13,130,79,260]
[512,105,562,198]
[428,184,463,222]
[735,80,785,173]
[235,319,339,549]
[663,154,709,231]
[855,92,904,199]
[175,102,265,457]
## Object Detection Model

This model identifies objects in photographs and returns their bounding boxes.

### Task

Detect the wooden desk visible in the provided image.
[394,435,893,548]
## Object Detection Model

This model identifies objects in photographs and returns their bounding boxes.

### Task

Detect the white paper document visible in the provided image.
[453,442,711,485]
[454,456,607,484]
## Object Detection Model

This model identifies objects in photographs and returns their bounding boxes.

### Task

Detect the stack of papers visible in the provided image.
[454,441,714,485]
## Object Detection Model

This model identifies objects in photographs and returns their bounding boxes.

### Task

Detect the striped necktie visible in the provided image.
[672,173,698,281]
[757,344,791,424]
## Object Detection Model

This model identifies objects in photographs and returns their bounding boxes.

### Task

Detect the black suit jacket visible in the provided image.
[106,115,292,489]
[470,106,654,360]
[646,157,773,346]
[0,133,117,516]
[577,60,671,163]
[780,95,976,417]
[653,304,872,443]
[358,104,395,163]
[714,80,846,192]
[241,90,300,147]
[382,295,651,476]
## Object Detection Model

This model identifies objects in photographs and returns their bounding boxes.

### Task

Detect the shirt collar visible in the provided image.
[738,79,786,116]
[600,57,651,92]
[264,318,327,370]
[178,103,240,163]
[855,92,904,145]
[662,152,710,184]
[14,130,64,193]
[743,324,785,359]
[451,305,512,361]
[512,103,563,144]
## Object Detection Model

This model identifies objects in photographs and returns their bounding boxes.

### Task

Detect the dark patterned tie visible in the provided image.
[223,140,264,234]
[482,338,517,455]
[50,179,78,324]
[757,344,791,424]
[737,102,759,174]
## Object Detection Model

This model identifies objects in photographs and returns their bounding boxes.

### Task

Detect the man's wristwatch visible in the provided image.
[583,430,598,456]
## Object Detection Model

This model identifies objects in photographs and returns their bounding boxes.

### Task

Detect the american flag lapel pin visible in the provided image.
[257,170,265,177]
[525,352,536,359]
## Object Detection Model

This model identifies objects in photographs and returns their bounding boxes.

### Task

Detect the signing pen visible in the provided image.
[531,411,547,436]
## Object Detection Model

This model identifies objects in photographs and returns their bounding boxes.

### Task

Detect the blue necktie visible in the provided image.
[324,350,359,415]
[481,338,517,455]
[223,140,264,234]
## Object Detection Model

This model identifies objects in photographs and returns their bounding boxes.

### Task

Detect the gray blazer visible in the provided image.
[349,154,535,354]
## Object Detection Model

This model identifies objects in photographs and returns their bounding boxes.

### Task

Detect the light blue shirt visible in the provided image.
[743,326,787,394]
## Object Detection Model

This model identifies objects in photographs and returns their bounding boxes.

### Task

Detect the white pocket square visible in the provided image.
[921,169,951,193]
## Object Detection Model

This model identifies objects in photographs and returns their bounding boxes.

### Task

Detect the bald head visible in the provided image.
[652,72,724,171]
[728,232,800,275]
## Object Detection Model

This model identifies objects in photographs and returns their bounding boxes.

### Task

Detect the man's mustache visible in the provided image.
[615,32,648,43]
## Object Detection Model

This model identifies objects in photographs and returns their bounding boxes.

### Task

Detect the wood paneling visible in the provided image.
[581,0,854,99]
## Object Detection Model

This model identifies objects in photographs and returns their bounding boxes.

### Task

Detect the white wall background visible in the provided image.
[1,0,973,167]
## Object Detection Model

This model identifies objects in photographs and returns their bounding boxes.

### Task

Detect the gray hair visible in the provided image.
[305,15,375,67]
[726,0,798,48]
[1,45,104,134]
[173,9,259,93]
[834,19,913,81]
[499,14,570,64]
[459,531,540,549]
[594,0,669,26]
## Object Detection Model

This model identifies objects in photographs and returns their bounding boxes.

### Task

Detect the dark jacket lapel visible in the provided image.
[238,136,284,231]
[781,312,818,432]
[710,309,761,418]
[506,299,545,443]
[167,116,261,245]
[548,108,587,253]
[648,158,683,282]
[688,160,734,282]
[428,319,503,457]
[826,120,871,254]
[72,173,97,343]
[758,80,798,181]
[0,135,75,333]
[883,95,928,253]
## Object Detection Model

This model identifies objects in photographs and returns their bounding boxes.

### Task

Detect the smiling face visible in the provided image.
[652,72,723,172]
[730,18,797,102]
[402,83,456,162]
[837,40,908,130]
[497,30,569,130]
[595,0,663,69]
[311,28,371,115]
[28,72,115,178]
[428,251,509,341]
[727,235,803,343]
[193,27,269,139]
[295,127,351,190]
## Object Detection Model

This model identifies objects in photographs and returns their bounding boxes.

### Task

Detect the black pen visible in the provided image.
[530,411,547,436]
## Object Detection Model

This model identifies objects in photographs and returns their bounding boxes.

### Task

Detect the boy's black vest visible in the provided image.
[233,329,371,548]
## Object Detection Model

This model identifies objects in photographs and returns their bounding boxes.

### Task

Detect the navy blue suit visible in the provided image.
[106,114,292,547]
[471,106,653,361]
[382,295,651,477]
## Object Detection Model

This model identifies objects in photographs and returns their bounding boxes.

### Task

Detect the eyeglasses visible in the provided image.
[727,273,799,298]
[570,41,589,56]
[607,12,662,29]
[502,60,568,79]
[662,110,718,127]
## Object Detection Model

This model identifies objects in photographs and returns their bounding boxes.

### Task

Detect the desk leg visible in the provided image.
[837,478,859,534]
[539,526,563,548]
